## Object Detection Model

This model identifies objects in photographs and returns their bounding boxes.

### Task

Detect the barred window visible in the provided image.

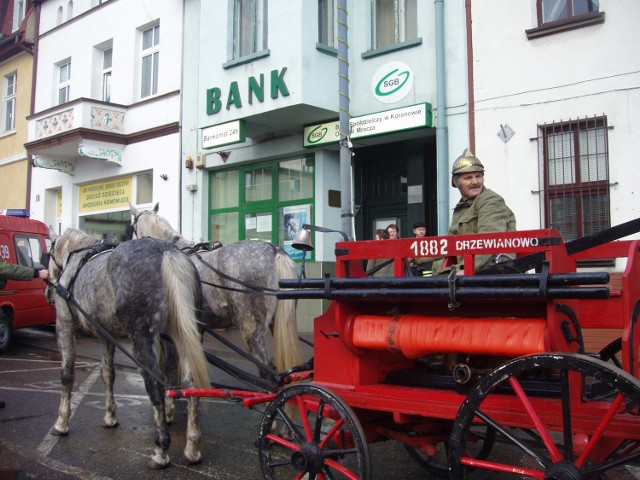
[540,116,610,242]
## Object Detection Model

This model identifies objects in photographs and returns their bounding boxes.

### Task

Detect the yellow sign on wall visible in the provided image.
[79,177,132,213]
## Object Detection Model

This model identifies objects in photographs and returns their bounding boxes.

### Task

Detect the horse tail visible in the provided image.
[272,250,302,373]
[162,250,210,389]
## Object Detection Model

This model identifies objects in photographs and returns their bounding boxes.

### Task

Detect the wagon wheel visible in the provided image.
[450,353,640,479]
[404,422,496,477]
[598,337,622,369]
[258,384,371,480]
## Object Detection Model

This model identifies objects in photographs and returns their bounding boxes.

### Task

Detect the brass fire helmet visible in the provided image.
[451,148,485,187]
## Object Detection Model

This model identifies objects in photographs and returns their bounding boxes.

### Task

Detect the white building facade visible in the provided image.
[180,0,470,330]
[27,0,184,241]
[470,0,640,251]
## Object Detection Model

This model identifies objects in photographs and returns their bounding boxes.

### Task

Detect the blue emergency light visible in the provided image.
[0,209,30,218]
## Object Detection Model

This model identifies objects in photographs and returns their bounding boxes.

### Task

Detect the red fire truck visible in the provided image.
[0,209,55,352]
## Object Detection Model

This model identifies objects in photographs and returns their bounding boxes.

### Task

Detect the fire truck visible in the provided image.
[0,209,55,352]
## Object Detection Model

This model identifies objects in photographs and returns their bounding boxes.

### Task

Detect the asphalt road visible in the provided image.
[2,326,640,480]
[0,326,436,480]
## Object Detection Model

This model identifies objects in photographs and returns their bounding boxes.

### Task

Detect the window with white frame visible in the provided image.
[540,116,610,242]
[318,0,335,48]
[232,0,267,59]
[102,48,112,102]
[12,0,25,32]
[140,24,159,98]
[67,0,74,20]
[371,0,417,50]
[57,61,71,105]
[2,72,17,133]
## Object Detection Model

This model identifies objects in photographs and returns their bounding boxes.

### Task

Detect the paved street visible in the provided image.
[1,325,640,480]
[0,326,434,480]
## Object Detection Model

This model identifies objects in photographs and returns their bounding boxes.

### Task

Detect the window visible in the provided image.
[540,116,610,242]
[67,0,74,20]
[14,236,43,268]
[102,48,112,102]
[12,0,25,32]
[141,25,159,98]
[371,0,417,50]
[2,72,17,133]
[57,6,63,25]
[57,61,71,105]
[318,0,335,47]
[537,0,599,25]
[232,0,267,59]
[209,157,314,258]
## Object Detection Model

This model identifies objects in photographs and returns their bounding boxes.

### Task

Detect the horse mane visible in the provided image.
[57,228,101,267]
[143,211,192,247]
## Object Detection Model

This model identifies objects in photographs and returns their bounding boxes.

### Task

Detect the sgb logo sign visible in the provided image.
[371,61,413,104]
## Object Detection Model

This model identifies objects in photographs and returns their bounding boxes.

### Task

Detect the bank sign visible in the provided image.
[303,103,432,148]
[371,61,414,104]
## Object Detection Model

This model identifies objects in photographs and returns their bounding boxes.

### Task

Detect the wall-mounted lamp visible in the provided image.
[159,174,168,181]
[184,156,194,169]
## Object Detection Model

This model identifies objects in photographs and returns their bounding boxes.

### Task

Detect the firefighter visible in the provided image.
[432,147,516,275]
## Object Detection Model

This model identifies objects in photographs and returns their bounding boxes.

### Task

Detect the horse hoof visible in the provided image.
[102,422,119,429]
[147,459,170,470]
[50,428,68,437]
[181,456,202,466]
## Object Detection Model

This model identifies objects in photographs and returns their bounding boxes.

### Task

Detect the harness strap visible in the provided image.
[55,283,173,389]
[194,252,279,294]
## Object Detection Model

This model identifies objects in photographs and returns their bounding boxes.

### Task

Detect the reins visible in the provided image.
[133,210,281,296]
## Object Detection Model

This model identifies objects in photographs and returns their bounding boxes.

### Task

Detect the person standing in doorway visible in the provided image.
[386,223,400,239]
[412,221,427,238]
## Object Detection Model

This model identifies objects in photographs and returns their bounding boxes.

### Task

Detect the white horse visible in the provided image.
[131,204,302,382]
[47,228,209,469]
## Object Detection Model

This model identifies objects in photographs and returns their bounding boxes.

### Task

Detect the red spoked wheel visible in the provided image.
[405,421,495,477]
[258,384,371,480]
[449,353,640,479]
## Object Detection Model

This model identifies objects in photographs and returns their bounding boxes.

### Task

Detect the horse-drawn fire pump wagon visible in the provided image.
[105,208,640,478]
[237,222,640,479]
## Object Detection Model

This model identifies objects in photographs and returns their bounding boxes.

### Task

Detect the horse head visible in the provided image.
[130,203,190,249]
[46,228,102,294]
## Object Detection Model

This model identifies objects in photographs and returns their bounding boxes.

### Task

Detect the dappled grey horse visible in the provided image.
[130,204,302,381]
[47,228,210,469]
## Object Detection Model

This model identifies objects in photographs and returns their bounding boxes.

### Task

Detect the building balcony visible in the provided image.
[25,93,179,175]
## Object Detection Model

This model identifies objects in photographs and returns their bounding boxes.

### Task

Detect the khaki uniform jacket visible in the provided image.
[0,259,38,282]
[432,187,516,274]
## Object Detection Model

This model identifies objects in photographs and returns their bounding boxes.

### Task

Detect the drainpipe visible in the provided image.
[27,1,42,214]
[466,0,475,152]
[337,0,354,240]
[435,0,449,235]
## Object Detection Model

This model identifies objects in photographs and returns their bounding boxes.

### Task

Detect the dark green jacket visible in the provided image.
[433,187,516,274]
[0,259,38,282]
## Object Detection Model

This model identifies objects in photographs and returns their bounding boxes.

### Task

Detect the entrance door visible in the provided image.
[354,138,436,240]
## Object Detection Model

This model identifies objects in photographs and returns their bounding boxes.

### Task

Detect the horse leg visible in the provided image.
[241,320,275,379]
[183,396,202,465]
[99,340,119,428]
[51,324,76,436]
[160,333,178,424]
[134,338,171,470]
